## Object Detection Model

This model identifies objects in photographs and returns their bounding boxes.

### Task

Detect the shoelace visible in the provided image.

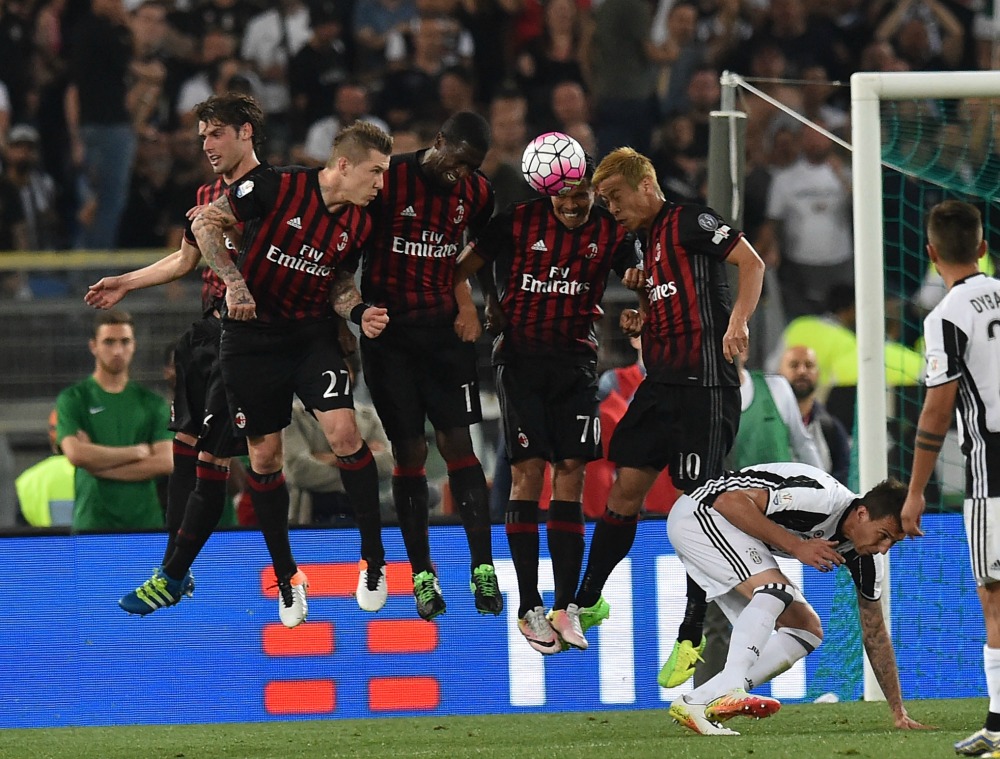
[365,566,383,592]
[524,610,552,638]
[414,576,439,605]
[275,581,294,608]
[473,568,499,597]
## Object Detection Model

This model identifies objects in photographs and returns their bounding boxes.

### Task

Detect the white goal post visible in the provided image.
[851,70,1000,700]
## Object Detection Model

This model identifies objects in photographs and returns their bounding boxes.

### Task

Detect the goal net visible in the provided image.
[852,72,1000,701]
[720,71,999,702]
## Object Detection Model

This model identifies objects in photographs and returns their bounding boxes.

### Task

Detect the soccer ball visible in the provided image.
[521,132,587,196]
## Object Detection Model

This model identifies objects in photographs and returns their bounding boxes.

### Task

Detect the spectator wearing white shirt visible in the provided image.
[240,0,311,155]
[754,121,854,318]
[295,83,390,167]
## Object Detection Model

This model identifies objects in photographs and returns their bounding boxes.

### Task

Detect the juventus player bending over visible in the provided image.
[901,200,1000,756]
[667,462,929,736]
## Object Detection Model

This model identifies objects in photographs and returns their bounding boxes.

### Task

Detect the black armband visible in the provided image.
[350,303,368,325]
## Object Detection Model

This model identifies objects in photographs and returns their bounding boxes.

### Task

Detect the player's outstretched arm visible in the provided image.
[903,380,958,537]
[722,238,765,362]
[84,240,202,309]
[857,595,934,730]
[331,268,388,339]
[193,196,255,320]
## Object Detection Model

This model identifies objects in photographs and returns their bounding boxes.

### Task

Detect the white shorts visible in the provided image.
[965,496,1000,586]
[667,493,806,609]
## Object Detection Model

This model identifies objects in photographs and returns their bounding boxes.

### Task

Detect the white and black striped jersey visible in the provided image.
[923,272,1000,498]
[689,462,883,600]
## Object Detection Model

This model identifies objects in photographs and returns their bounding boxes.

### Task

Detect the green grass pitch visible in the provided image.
[0,698,984,759]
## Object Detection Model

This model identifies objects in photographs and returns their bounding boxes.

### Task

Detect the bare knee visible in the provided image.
[435,427,474,462]
[777,601,824,644]
[511,459,546,500]
[197,451,230,467]
[551,459,585,502]
[175,432,198,448]
[248,435,282,473]
[393,437,428,469]
[607,467,658,515]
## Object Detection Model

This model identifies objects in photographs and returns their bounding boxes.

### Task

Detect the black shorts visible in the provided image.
[496,357,600,464]
[220,318,353,437]
[361,323,480,443]
[608,381,740,490]
[170,316,247,458]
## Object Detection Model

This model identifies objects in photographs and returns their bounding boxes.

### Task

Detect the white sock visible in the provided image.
[688,589,788,703]
[744,628,821,690]
[984,645,1000,715]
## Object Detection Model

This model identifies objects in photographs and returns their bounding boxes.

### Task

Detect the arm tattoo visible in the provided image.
[858,596,904,711]
[330,269,362,319]
[915,427,946,452]
[194,196,247,290]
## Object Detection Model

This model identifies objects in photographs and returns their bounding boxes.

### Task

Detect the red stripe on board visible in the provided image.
[262,622,334,656]
[264,680,335,715]
[368,677,440,712]
[367,620,438,654]
[260,561,414,597]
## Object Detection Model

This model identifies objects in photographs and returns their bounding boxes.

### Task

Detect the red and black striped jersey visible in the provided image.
[361,151,494,326]
[182,163,265,316]
[475,199,638,361]
[226,166,371,323]
[641,202,743,387]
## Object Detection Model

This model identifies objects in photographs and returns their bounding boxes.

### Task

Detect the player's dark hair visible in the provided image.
[331,120,393,166]
[860,478,907,526]
[440,110,491,155]
[583,151,596,181]
[194,93,266,148]
[927,199,984,265]
[94,309,133,335]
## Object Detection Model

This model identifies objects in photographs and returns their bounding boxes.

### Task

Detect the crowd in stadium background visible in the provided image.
[0,0,988,263]
[0,0,993,529]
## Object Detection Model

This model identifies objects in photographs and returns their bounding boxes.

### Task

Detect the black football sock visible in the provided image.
[163,439,197,565]
[505,499,541,617]
[163,460,228,580]
[447,456,493,569]
[985,712,1000,732]
[393,466,433,574]
[547,500,585,611]
[337,442,384,566]
[247,468,297,581]
[575,508,638,608]
[677,573,709,644]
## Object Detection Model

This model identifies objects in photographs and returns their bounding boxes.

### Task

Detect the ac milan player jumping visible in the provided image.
[358,111,501,620]
[454,152,642,654]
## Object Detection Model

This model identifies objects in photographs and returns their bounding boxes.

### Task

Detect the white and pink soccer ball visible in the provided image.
[521,131,588,196]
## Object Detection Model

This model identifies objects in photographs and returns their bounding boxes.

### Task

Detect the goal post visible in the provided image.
[851,70,1000,701]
